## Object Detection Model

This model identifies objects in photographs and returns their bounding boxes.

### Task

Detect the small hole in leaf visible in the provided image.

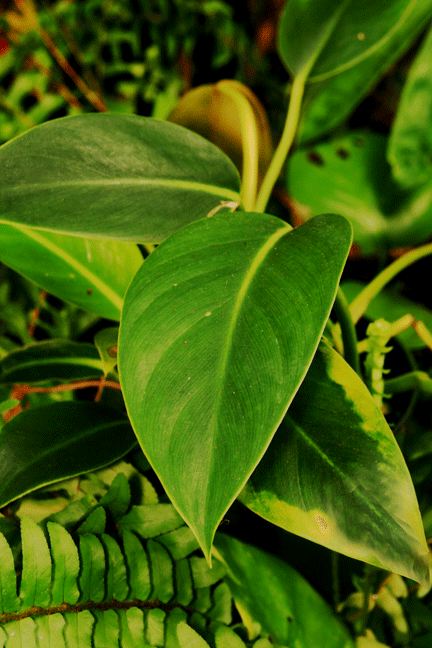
[336,148,349,159]
[307,151,324,166]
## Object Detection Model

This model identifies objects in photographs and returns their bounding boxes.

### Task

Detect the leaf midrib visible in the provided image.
[204,224,291,523]
[308,0,419,83]
[0,178,241,202]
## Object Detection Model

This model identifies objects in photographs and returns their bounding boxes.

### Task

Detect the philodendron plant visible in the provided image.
[1,0,432,645]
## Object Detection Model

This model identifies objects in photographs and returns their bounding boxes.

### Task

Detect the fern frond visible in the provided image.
[0,472,250,648]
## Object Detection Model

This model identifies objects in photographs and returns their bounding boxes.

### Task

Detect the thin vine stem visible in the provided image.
[254,70,307,213]
[332,287,360,375]
[349,242,432,324]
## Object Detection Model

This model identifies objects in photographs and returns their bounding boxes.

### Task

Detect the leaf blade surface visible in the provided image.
[239,341,429,583]
[0,114,241,243]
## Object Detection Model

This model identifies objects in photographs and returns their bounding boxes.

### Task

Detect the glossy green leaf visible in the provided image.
[0,340,103,384]
[119,211,352,558]
[240,342,429,584]
[277,0,432,142]
[93,609,120,647]
[0,402,137,507]
[342,280,432,349]
[287,131,432,253]
[0,224,143,320]
[215,534,355,648]
[0,114,241,243]
[388,25,432,188]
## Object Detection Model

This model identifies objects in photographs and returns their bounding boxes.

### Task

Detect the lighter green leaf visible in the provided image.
[122,530,151,601]
[77,507,106,535]
[119,211,352,558]
[0,533,19,613]
[34,615,66,648]
[146,608,166,646]
[0,224,143,320]
[177,621,210,648]
[93,610,120,648]
[0,114,241,243]
[78,534,106,603]
[4,618,38,648]
[101,534,129,601]
[19,518,52,609]
[147,540,174,603]
[215,626,247,648]
[47,522,80,606]
[117,608,145,648]
[63,610,95,648]
[174,558,194,606]
[240,342,429,584]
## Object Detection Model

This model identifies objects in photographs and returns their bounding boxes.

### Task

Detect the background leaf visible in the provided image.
[0,402,137,507]
[119,212,352,559]
[277,0,432,142]
[0,114,241,243]
[239,341,429,584]
[215,534,355,648]
[0,340,103,384]
[287,131,432,253]
[388,24,432,188]
[0,224,143,321]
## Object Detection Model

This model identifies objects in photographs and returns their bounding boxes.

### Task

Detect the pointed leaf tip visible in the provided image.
[119,212,352,558]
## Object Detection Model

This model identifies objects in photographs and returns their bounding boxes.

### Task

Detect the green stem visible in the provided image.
[350,242,432,324]
[385,371,432,396]
[254,71,307,213]
[332,288,360,375]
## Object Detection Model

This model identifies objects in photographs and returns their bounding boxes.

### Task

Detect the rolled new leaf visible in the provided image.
[0,114,241,243]
[119,211,352,559]
[239,341,430,584]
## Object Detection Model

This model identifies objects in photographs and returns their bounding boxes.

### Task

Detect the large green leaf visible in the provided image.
[277,0,432,142]
[0,340,103,384]
[287,131,432,254]
[0,402,137,507]
[0,224,143,320]
[0,114,241,243]
[214,534,355,648]
[388,24,432,188]
[239,341,429,584]
[118,212,352,559]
